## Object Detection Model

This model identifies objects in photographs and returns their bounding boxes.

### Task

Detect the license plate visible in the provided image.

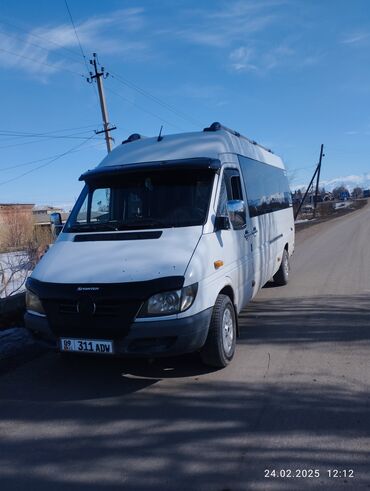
[60,338,114,355]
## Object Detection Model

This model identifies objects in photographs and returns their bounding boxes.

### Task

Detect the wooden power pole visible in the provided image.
[88,53,116,153]
[294,144,325,220]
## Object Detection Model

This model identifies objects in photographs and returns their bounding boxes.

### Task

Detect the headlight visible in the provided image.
[138,283,198,317]
[26,289,46,316]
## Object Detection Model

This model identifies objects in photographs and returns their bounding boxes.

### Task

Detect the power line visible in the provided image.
[0,18,82,59]
[0,123,98,141]
[0,135,96,187]
[109,71,204,128]
[64,0,89,73]
[0,46,85,78]
[63,4,102,122]
[0,141,105,172]
[0,129,97,140]
[106,86,184,131]
[0,131,103,149]
[0,26,85,68]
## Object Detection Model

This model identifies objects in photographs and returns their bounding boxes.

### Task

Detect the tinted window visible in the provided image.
[230,175,243,200]
[238,155,292,217]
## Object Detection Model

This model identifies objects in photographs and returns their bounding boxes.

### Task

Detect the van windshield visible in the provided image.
[65,168,214,232]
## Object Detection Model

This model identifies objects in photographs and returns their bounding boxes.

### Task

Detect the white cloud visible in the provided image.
[162,0,297,74]
[229,46,257,71]
[163,0,282,49]
[0,8,147,79]
[323,174,370,186]
[228,42,295,73]
[342,31,370,45]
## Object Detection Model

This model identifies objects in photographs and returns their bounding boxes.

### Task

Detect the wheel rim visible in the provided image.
[284,254,289,277]
[222,307,234,355]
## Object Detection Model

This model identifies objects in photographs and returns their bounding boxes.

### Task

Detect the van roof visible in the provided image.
[96,128,285,170]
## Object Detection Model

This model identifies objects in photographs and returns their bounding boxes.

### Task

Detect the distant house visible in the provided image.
[0,203,35,225]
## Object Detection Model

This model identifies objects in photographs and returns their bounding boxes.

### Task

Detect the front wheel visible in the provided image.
[273,249,290,286]
[200,294,236,368]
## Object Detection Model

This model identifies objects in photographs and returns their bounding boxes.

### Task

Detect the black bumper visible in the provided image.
[24,308,212,357]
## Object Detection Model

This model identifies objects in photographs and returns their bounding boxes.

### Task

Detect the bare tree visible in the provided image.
[0,209,52,297]
[332,186,350,200]
[0,208,33,251]
[0,251,32,297]
[352,187,363,199]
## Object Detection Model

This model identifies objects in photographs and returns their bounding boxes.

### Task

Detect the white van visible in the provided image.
[25,122,294,367]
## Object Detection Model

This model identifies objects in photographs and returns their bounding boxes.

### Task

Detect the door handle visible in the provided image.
[244,227,258,239]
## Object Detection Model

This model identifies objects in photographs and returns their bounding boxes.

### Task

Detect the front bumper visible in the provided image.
[24,308,212,357]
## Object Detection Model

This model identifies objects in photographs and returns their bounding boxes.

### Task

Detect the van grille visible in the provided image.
[58,299,122,317]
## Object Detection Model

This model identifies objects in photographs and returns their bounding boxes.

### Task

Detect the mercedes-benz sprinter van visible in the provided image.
[25,122,294,367]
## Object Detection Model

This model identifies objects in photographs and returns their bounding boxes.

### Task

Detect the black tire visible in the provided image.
[273,249,290,286]
[200,294,236,368]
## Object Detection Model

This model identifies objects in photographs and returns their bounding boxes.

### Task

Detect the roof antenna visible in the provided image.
[157,125,163,142]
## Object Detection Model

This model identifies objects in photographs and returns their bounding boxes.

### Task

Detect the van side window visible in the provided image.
[216,177,228,215]
[238,155,292,217]
[230,175,243,200]
[216,169,244,215]
[224,169,244,201]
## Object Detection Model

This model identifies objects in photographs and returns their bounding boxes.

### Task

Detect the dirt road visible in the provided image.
[0,205,369,490]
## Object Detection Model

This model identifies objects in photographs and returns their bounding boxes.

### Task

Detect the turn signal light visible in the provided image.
[214,260,224,269]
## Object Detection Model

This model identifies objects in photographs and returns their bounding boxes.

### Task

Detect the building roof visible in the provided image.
[0,203,34,207]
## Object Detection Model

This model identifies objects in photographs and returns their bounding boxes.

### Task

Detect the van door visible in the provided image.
[220,168,255,310]
[226,168,262,297]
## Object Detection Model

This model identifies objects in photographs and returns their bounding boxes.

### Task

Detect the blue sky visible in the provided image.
[0,0,370,208]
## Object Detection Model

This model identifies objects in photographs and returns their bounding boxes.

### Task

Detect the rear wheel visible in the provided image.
[273,249,290,286]
[200,294,236,368]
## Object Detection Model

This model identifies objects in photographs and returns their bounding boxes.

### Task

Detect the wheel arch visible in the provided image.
[218,284,239,337]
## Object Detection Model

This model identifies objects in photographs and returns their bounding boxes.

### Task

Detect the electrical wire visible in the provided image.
[0,129,97,140]
[0,18,82,59]
[109,71,204,128]
[0,130,103,149]
[64,0,89,73]
[106,86,184,131]
[0,124,99,144]
[0,46,85,78]
[0,16,101,121]
[0,135,96,187]
[63,1,102,121]
[0,141,105,172]
[0,123,98,136]
[0,26,85,68]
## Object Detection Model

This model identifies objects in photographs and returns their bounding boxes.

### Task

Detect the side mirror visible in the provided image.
[50,212,62,226]
[214,215,231,231]
[226,200,247,230]
[50,212,63,238]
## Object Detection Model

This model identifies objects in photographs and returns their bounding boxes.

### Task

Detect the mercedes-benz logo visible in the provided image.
[76,297,96,316]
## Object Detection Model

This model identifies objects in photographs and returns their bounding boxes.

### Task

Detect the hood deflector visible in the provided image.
[79,158,221,182]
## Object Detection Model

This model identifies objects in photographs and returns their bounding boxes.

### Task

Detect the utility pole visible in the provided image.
[88,53,116,153]
[294,144,325,220]
[313,144,324,218]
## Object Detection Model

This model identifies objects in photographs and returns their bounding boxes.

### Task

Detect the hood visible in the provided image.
[32,226,202,284]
